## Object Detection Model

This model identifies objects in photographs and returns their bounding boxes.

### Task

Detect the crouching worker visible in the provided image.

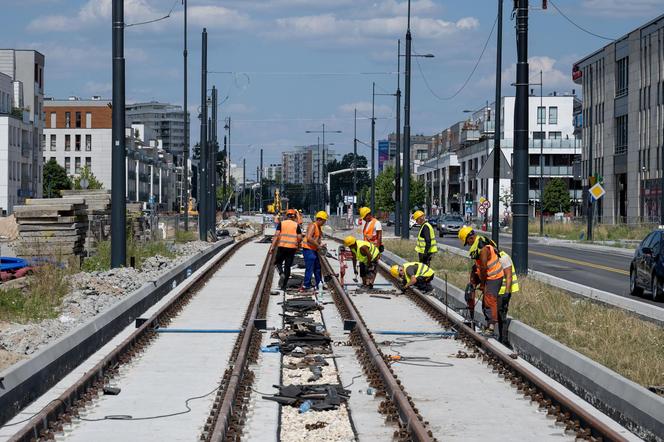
[344,236,380,289]
[496,249,519,344]
[390,262,435,293]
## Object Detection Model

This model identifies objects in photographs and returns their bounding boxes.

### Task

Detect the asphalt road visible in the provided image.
[385,226,663,308]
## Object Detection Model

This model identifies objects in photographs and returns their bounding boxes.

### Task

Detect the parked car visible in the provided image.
[386,213,395,226]
[630,229,664,301]
[438,214,465,237]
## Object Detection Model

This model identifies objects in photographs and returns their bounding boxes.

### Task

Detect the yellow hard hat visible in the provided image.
[343,236,357,247]
[412,210,425,221]
[458,225,474,246]
[315,210,328,220]
[390,265,400,278]
[359,207,371,219]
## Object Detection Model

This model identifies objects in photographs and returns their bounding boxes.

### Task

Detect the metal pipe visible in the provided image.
[111,0,126,268]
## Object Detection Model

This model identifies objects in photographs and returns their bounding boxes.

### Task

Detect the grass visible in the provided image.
[0,264,71,322]
[82,240,176,272]
[175,229,197,243]
[384,239,664,388]
[526,220,653,242]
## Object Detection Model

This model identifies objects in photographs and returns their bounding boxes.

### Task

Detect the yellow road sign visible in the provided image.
[589,183,605,200]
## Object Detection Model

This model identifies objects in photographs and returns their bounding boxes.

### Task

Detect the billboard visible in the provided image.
[378,140,389,172]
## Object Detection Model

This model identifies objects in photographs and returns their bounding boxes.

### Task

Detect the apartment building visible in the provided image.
[263,163,282,182]
[0,49,45,214]
[125,102,187,156]
[574,13,664,223]
[281,145,335,184]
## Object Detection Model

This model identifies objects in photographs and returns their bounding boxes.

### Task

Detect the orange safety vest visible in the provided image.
[363,218,379,244]
[302,222,321,251]
[474,241,504,281]
[277,219,299,249]
[296,211,303,225]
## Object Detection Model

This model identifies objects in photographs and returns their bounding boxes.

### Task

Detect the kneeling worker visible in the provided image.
[271,209,302,291]
[344,236,380,289]
[390,262,435,293]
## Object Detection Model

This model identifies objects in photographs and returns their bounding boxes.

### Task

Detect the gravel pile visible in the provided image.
[0,240,215,358]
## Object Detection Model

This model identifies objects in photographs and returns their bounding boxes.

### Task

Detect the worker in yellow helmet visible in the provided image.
[359,207,383,252]
[390,262,435,293]
[301,211,328,292]
[343,235,380,289]
[413,210,438,266]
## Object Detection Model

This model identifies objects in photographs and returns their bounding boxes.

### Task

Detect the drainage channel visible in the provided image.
[0,236,263,442]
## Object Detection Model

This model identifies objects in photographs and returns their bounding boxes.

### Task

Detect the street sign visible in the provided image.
[478,205,487,215]
[477,149,513,179]
[589,183,605,200]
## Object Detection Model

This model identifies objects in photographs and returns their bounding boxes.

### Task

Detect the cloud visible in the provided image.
[338,101,392,117]
[479,56,575,92]
[226,103,255,114]
[174,6,253,31]
[580,0,663,18]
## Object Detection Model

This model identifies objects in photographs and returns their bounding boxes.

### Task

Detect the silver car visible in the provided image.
[438,214,464,237]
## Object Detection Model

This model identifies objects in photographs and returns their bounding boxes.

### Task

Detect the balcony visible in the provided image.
[480,120,495,135]
[460,129,480,145]
[528,166,574,176]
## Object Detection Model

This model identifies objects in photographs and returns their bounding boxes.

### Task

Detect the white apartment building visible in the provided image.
[263,163,282,182]
[281,145,336,185]
[0,50,45,215]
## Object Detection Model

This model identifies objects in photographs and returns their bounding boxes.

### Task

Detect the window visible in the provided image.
[65,112,71,128]
[616,57,629,97]
[537,106,546,124]
[85,157,92,170]
[86,112,92,128]
[50,112,56,128]
[50,134,56,151]
[65,134,71,151]
[64,157,71,172]
[549,107,558,124]
[75,157,81,174]
[533,131,545,140]
[75,112,81,128]
[615,115,628,155]
[75,134,81,151]
[549,131,562,139]
[85,134,92,151]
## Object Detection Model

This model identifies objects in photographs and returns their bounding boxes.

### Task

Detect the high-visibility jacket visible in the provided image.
[354,240,379,264]
[498,251,519,295]
[277,219,299,249]
[363,218,380,244]
[469,236,503,281]
[415,222,438,254]
[403,262,435,281]
[303,222,321,251]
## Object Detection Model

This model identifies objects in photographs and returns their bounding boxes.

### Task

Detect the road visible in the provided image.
[385,227,664,307]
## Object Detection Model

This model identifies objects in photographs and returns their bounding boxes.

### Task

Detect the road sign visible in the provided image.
[478,205,487,215]
[589,183,606,200]
[477,149,513,179]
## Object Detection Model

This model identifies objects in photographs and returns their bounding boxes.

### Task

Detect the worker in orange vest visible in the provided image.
[301,211,328,292]
[271,209,303,291]
[359,207,383,252]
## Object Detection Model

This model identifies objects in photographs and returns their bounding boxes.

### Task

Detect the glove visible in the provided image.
[378,245,385,253]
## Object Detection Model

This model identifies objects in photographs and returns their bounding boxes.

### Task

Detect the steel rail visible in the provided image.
[319,253,435,442]
[6,236,253,442]
[375,259,629,442]
[207,243,275,441]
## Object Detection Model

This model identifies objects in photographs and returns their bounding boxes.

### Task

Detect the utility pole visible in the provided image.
[210,85,217,234]
[256,166,259,212]
[491,0,503,245]
[222,135,227,200]
[111,0,126,268]
[395,39,402,236]
[539,71,544,236]
[198,28,208,241]
[225,117,231,207]
[242,158,246,212]
[182,0,189,231]
[587,65,594,240]
[353,108,357,215]
[260,148,264,213]
[317,136,321,209]
[401,0,412,240]
[371,82,376,213]
[512,0,529,274]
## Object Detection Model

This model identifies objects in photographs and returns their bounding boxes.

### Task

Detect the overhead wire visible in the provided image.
[125,0,179,28]
[415,12,498,102]
[547,0,615,41]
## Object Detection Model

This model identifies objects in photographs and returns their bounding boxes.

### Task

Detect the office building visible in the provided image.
[125,102,187,156]
[281,144,336,185]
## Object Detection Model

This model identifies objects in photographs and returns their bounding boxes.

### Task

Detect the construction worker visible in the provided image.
[496,248,519,343]
[301,211,328,292]
[296,209,303,227]
[344,236,380,289]
[413,210,438,266]
[359,207,383,252]
[271,209,303,291]
[458,226,504,336]
[390,262,435,293]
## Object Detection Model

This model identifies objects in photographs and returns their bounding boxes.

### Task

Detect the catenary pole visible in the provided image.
[371,81,376,213]
[260,148,264,212]
[353,108,357,214]
[401,0,412,240]
[210,85,217,235]
[587,66,594,240]
[182,0,189,231]
[111,0,126,268]
[395,39,402,236]
[512,0,529,274]
[199,28,208,241]
[539,71,544,236]
[491,0,503,245]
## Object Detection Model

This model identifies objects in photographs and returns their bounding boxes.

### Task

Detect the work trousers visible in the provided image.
[497,292,512,343]
[418,252,433,267]
[414,275,434,291]
[482,278,503,325]
[275,247,297,290]
[302,248,321,289]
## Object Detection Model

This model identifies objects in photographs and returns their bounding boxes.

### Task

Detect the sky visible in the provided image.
[4,0,663,175]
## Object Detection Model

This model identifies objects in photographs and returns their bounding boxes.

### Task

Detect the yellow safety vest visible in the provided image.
[354,240,379,264]
[498,251,519,295]
[403,262,435,281]
[415,222,438,254]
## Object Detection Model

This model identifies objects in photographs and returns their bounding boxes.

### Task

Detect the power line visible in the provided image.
[548,0,615,41]
[208,71,398,76]
[125,0,179,28]
[415,13,498,101]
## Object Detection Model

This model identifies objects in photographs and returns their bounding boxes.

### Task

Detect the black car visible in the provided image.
[630,229,664,301]
[438,214,465,237]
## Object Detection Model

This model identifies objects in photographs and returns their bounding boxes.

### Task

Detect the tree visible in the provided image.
[42,159,71,197]
[72,165,103,190]
[542,178,571,214]
[409,178,426,210]
[326,153,370,207]
[370,166,425,213]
